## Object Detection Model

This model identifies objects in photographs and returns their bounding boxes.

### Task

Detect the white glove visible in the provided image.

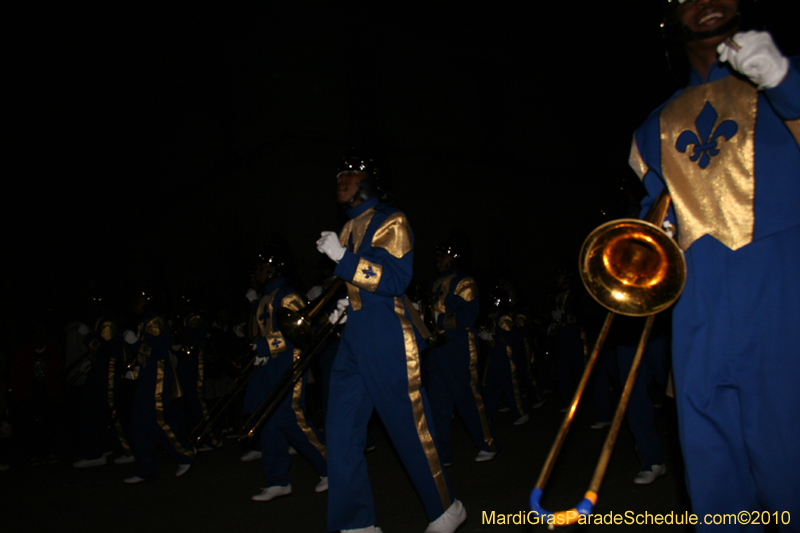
[245,288,258,303]
[123,330,139,344]
[254,356,268,366]
[717,31,789,89]
[316,231,346,263]
[77,323,91,336]
[478,330,494,341]
[233,323,246,338]
[328,298,349,325]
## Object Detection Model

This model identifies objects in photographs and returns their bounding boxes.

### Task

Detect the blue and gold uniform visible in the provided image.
[243,277,327,490]
[128,312,195,480]
[427,269,495,465]
[327,196,455,531]
[630,55,800,522]
[78,317,131,461]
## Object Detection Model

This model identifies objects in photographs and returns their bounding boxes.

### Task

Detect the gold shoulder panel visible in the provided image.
[498,314,514,332]
[145,316,166,337]
[372,212,413,259]
[454,277,478,302]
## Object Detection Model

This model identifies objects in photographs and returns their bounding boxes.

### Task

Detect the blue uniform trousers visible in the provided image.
[326,301,452,531]
[427,331,494,464]
[672,226,800,531]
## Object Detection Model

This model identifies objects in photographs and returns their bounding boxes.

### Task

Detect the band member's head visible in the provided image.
[253,243,286,286]
[490,279,516,310]
[664,0,740,46]
[336,151,382,207]
[435,240,462,274]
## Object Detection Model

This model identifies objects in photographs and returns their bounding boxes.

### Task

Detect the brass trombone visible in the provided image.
[191,350,257,446]
[530,190,686,527]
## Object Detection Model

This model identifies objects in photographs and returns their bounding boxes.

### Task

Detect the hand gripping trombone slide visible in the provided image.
[530,191,686,527]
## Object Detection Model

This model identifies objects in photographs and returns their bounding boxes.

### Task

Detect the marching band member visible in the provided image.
[317,153,466,533]
[426,238,496,466]
[243,243,328,502]
[631,0,799,525]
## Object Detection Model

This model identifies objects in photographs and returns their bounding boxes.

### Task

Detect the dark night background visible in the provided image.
[7,0,799,337]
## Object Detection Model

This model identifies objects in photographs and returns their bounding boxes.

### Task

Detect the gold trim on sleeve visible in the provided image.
[352,257,383,293]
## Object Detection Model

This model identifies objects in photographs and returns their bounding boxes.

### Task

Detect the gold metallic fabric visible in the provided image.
[659,75,757,251]
[339,208,377,253]
[291,348,327,458]
[498,314,514,332]
[339,208,378,311]
[394,297,451,510]
[432,274,456,316]
[155,360,195,458]
[99,320,117,341]
[454,277,477,302]
[628,134,648,181]
[352,257,383,293]
[372,212,413,259]
[506,345,527,416]
[468,330,495,451]
[145,316,166,338]
[787,119,800,147]
[257,288,291,357]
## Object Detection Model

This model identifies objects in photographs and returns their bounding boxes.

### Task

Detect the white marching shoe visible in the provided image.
[474,450,496,462]
[425,499,466,533]
[314,476,328,492]
[240,450,262,462]
[634,463,666,485]
[252,484,292,501]
[73,456,107,468]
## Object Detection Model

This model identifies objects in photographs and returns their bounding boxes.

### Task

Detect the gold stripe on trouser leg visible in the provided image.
[468,330,494,450]
[395,297,451,512]
[506,346,526,417]
[155,361,195,458]
[291,349,327,458]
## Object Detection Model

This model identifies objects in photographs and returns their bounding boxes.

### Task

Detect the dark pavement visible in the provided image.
[2,388,693,533]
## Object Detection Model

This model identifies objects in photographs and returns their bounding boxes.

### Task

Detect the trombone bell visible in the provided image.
[580,218,685,317]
